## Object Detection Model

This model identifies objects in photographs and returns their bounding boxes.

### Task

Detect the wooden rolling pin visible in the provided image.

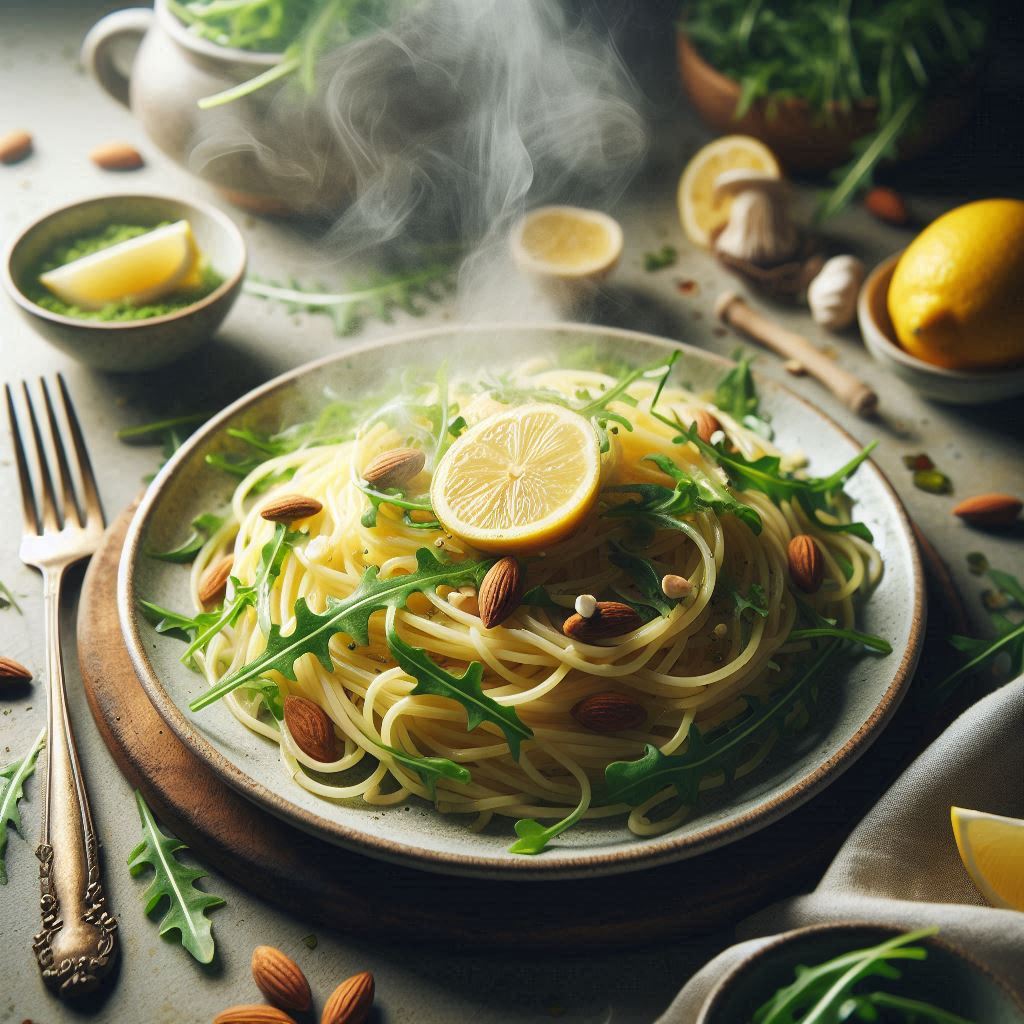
[715,291,879,418]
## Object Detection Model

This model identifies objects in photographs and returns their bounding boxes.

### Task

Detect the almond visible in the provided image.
[787,534,824,593]
[0,656,32,683]
[693,409,721,444]
[260,494,323,523]
[952,493,1022,530]
[198,554,234,606]
[562,601,642,642]
[0,129,33,165]
[90,140,144,170]
[251,945,311,1013]
[478,557,522,629]
[572,692,646,733]
[284,696,337,763]
[864,186,909,226]
[362,448,425,489]
[213,1006,297,1024]
[322,971,374,1024]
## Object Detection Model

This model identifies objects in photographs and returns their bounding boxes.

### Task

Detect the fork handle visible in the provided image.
[32,569,118,996]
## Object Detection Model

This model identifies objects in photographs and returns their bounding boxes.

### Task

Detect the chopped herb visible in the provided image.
[966,552,989,577]
[0,580,22,614]
[913,468,953,494]
[902,453,934,471]
[301,933,318,950]
[0,727,45,885]
[116,412,211,444]
[128,790,224,964]
[643,245,677,271]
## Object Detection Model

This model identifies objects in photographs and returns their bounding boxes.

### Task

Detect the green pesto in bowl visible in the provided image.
[28,222,223,322]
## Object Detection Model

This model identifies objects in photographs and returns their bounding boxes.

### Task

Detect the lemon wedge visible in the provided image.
[951,806,1024,911]
[39,220,199,310]
[678,135,781,248]
[430,403,601,553]
[511,206,623,279]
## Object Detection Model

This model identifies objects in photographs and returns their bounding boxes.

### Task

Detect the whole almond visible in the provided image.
[952,493,1022,530]
[261,494,323,523]
[198,554,234,606]
[693,409,721,444]
[478,557,522,629]
[90,141,144,170]
[251,946,311,1013]
[572,692,646,733]
[213,1006,297,1024]
[0,656,32,683]
[0,129,33,165]
[284,696,337,763]
[362,447,425,489]
[864,186,909,226]
[787,534,824,593]
[321,970,374,1024]
[563,601,642,642]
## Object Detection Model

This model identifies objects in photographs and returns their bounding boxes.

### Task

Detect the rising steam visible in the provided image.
[189,0,648,314]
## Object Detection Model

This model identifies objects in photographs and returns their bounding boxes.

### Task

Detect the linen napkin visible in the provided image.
[658,675,1024,1022]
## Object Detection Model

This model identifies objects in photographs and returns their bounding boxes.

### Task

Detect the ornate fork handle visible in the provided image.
[32,568,118,996]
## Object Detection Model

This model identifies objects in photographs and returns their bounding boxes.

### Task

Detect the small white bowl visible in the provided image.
[857,253,1024,405]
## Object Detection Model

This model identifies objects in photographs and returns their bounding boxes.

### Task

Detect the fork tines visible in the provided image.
[4,375,105,536]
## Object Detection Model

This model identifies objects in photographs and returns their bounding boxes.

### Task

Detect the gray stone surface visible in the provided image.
[1,3,1020,1022]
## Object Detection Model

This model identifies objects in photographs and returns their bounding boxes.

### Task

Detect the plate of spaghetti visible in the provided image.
[120,324,923,877]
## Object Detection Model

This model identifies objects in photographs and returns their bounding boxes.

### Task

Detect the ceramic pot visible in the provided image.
[676,30,978,173]
[81,0,349,216]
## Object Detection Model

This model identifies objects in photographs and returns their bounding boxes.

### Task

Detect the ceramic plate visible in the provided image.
[118,324,924,879]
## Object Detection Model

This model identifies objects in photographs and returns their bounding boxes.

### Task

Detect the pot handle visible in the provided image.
[81,8,154,108]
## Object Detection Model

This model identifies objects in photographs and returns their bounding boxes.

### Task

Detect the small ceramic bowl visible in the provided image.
[697,922,1024,1023]
[3,193,246,373]
[858,253,1024,404]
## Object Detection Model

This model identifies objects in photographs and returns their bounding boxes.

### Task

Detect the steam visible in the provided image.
[189,0,648,316]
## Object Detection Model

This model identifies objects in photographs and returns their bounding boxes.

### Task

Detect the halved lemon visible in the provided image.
[430,403,601,553]
[39,219,199,310]
[678,135,781,248]
[951,806,1024,910]
[511,206,623,279]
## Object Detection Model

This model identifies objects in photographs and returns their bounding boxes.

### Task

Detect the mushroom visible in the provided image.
[807,255,866,331]
[713,171,800,267]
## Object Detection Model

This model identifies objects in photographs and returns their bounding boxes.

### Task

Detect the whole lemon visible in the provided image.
[887,199,1024,370]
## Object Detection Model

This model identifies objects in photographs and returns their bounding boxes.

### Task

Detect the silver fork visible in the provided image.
[5,376,118,996]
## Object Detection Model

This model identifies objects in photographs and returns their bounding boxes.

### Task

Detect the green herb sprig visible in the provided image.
[128,790,224,964]
[0,579,22,614]
[0,727,45,885]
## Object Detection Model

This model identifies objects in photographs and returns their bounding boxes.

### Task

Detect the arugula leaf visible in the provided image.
[713,348,771,437]
[732,581,769,619]
[788,627,893,654]
[148,512,225,564]
[357,481,439,530]
[385,607,533,759]
[139,600,223,646]
[0,579,22,614]
[521,585,561,609]
[0,727,45,885]
[510,785,589,855]
[643,245,678,272]
[116,412,210,444]
[189,547,494,712]
[253,525,306,635]
[128,790,224,964]
[606,641,840,807]
[604,452,762,535]
[374,740,471,800]
[608,542,676,616]
[241,679,284,721]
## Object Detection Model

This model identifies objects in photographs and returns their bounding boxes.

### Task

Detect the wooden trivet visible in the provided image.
[77,507,968,949]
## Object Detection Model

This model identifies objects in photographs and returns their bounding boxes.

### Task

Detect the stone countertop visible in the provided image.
[1,4,1021,1023]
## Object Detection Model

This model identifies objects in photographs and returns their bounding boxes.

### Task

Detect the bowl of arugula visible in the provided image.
[677,0,989,219]
[697,924,1024,1023]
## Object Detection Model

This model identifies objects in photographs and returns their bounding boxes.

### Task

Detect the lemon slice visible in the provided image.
[951,806,1024,910]
[39,220,199,310]
[511,206,623,279]
[678,135,781,248]
[430,403,601,553]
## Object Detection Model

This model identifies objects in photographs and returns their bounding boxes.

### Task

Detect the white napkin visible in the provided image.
[657,676,1024,1022]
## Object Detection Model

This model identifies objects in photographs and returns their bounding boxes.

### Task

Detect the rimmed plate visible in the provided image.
[118,324,924,879]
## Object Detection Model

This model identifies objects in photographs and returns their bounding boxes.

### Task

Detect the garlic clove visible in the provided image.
[807,255,866,331]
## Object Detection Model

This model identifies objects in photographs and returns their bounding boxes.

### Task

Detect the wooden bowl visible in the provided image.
[676,30,978,173]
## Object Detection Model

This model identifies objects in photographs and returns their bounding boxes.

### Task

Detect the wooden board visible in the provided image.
[77,506,970,950]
